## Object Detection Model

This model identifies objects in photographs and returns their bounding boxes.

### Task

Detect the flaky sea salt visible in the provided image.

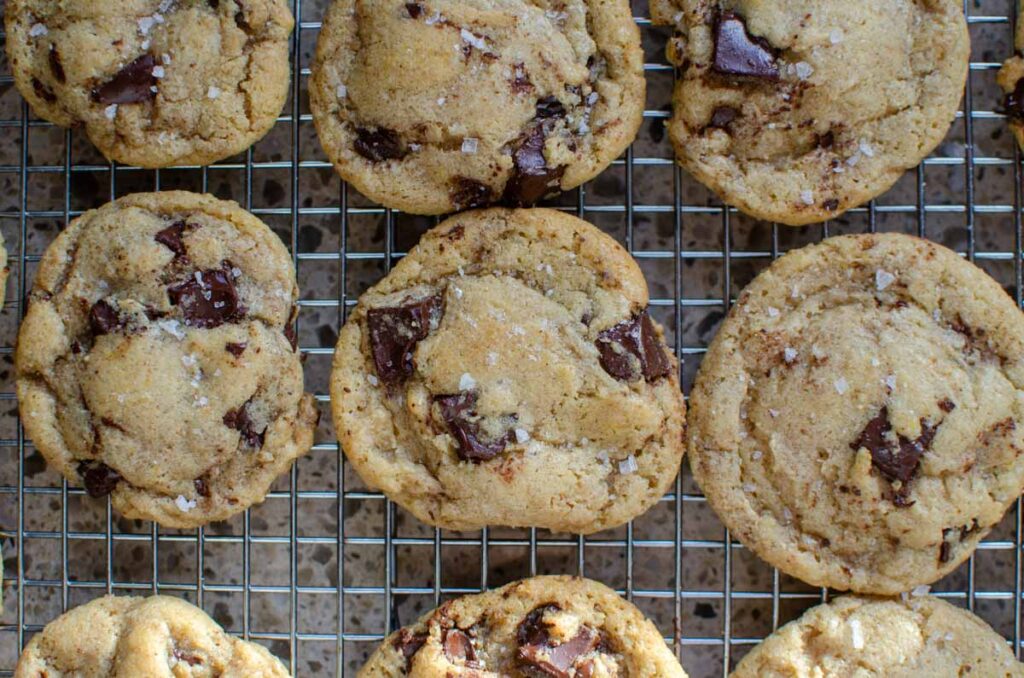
[29,23,47,37]
[743,483,756,493]
[767,306,780,318]
[461,137,478,154]
[875,268,896,290]
[152,65,166,78]
[850,619,864,649]
[486,352,498,366]
[367,374,379,386]
[829,28,843,44]
[752,450,763,461]
[859,139,875,157]
[514,428,530,443]
[911,584,931,597]
[460,28,487,50]
[175,495,197,512]
[800,190,815,205]
[336,84,347,99]
[157,319,185,339]
[138,16,157,34]
[105,104,118,120]
[784,347,798,363]
[207,86,221,99]
[459,373,476,390]
[834,377,849,394]
[618,455,638,475]
[884,374,897,391]
[768,409,779,418]
[794,61,813,80]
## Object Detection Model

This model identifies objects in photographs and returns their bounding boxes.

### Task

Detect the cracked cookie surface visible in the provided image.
[649,0,968,226]
[688,233,1024,594]
[15,595,290,677]
[998,8,1024,149]
[309,0,644,214]
[331,208,685,534]
[733,595,1023,677]
[359,575,687,677]
[5,0,294,168]
[16,191,318,528]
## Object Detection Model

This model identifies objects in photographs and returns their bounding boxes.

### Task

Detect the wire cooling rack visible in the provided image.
[0,0,1022,676]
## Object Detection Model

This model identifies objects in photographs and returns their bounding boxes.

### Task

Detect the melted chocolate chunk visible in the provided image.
[92,54,159,104]
[32,78,56,103]
[435,392,510,463]
[172,648,202,666]
[49,45,66,83]
[503,125,565,206]
[225,342,247,357]
[822,198,840,212]
[405,2,424,17]
[77,461,122,498]
[1004,78,1024,121]
[223,400,266,449]
[515,604,602,678]
[817,130,835,149]
[155,221,193,258]
[194,477,210,498]
[707,105,738,130]
[392,628,427,670]
[535,96,566,119]
[938,398,956,413]
[168,264,245,329]
[850,407,938,501]
[442,628,476,663]
[713,12,779,79]
[450,177,494,211]
[89,299,124,335]
[353,127,407,162]
[366,295,442,386]
[596,312,672,382]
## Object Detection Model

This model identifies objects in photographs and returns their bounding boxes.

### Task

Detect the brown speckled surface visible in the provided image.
[0,0,1022,676]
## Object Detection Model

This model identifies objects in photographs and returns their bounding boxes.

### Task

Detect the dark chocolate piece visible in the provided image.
[535,96,566,119]
[167,264,245,329]
[223,400,266,449]
[1004,78,1024,121]
[32,78,56,103]
[595,312,672,382]
[77,461,122,498]
[450,177,494,210]
[503,125,565,205]
[515,604,602,678]
[435,392,510,463]
[154,221,192,258]
[442,628,476,663]
[49,45,65,83]
[850,407,939,505]
[707,106,738,129]
[353,127,407,162]
[92,53,158,104]
[225,342,247,357]
[392,628,427,670]
[405,2,424,18]
[89,299,124,335]
[194,477,210,498]
[366,295,442,386]
[713,12,779,79]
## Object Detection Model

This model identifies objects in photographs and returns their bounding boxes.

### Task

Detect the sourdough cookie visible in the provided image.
[16,191,318,528]
[688,233,1024,594]
[649,1,969,226]
[5,0,294,168]
[999,9,1024,149]
[360,575,687,676]
[733,595,1023,677]
[15,595,290,677]
[309,0,644,214]
[331,208,685,534]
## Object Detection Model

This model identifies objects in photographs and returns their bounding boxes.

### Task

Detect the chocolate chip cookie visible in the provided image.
[309,0,645,214]
[15,595,290,676]
[650,1,969,226]
[733,594,1023,677]
[16,191,318,528]
[688,233,1024,594]
[360,575,688,676]
[331,208,685,534]
[999,11,1024,149]
[5,0,294,168]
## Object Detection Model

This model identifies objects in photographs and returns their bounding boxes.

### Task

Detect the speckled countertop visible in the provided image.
[0,0,1022,676]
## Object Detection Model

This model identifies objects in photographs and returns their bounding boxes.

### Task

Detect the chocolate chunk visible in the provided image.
[535,96,566,119]
[938,538,952,563]
[172,648,202,666]
[234,1,248,29]
[194,477,210,498]
[353,127,407,162]
[225,342,247,357]
[284,312,298,351]
[1004,78,1024,121]
[77,461,121,498]
[850,407,938,499]
[89,299,124,335]
[817,130,835,149]
[707,105,738,130]
[442,628,476,663]
[503,125,565,206]
[822,198,840,211]
[92,54,158,104]
[154,221,193,258]
[435,392,509,462]
[32,78,56,103]
[392,629,427,670]
[168,264,245,329]
[596,311,672,382]
[366,295,442,386]
[938,398,956,413]
[223,400,266,449]
[49,45,65,83]
[713,12,779,79]
[450,177,493,211]
[209,0,220,8]
[405,2,424,17]
[515,604,601,678]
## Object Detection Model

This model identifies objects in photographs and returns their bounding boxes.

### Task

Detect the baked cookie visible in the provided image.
[649,1,969,226]
[309,0,644,214]
[733,594,1023,677]
[0,231,8,310]
[16,191,318,528]
[15,595,290,677]
[688,233,1024,594]
[5,0,293,168]
[331,208,685,534]
[998,10,1024,149]
[360,575,687,676]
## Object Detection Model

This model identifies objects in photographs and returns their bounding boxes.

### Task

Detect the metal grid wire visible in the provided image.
[1,0,1023,676]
